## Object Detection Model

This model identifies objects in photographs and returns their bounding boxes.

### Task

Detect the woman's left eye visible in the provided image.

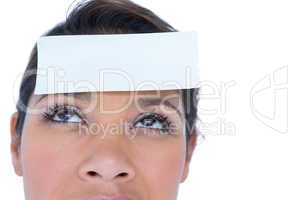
[132,112,173,133]
[43,104,83,124]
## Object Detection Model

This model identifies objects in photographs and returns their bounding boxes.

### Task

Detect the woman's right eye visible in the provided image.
[42,104,84,124]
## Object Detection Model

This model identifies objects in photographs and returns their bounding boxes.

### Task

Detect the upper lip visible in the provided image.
[84,195,133,200]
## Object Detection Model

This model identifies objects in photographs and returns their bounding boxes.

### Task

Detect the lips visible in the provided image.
[85,196,132,200]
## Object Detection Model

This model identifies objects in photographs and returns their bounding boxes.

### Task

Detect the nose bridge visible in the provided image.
[89,106,132,138]
[77,135,136,184]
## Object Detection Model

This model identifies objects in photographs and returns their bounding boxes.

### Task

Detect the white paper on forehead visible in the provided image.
[34,31,200,95]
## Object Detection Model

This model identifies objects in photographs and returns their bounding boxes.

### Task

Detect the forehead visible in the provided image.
[29,90,183,118]
[30,90,182,106]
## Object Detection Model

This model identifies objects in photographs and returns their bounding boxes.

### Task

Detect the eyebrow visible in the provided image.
[34,93,183,117]
[34,92,91,105]
[137,97,182,118]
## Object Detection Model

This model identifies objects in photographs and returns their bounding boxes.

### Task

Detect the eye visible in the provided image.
[132,112,174,134]
[43,104,84,124]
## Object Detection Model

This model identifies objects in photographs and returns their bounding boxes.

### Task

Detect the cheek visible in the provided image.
[21,148,62,199]
[133,137,187,199]
[20,128,75,199]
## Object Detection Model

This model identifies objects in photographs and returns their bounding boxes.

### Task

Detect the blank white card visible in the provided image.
[34,31,200,95]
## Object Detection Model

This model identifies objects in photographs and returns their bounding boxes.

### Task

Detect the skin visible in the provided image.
[10,90,197,200]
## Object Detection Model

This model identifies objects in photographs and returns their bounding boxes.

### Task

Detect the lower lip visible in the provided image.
[85,197,131,200]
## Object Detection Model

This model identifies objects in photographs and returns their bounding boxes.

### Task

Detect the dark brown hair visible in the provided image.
[15,0,199,142]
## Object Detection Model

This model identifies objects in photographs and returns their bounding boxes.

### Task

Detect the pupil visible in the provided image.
[143,118,155,126]
[58,110,70,121]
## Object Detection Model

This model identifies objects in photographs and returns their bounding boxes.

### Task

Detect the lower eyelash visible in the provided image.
[132,112,176,134]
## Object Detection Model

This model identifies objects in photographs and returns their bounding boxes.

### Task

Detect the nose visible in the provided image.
[77,143,136,183]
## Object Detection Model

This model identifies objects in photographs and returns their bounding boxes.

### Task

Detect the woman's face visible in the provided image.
[10,90,197,200]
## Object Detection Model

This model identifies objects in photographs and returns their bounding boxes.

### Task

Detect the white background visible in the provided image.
[0,0,299,199]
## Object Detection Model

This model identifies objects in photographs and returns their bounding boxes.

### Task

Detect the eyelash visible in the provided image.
[42,103,86,125]
[131,112,175,134]
[42,104,175,134]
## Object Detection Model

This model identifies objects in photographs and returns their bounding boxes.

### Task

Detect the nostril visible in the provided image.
[118,172,128,177]
[83,170,132,181]
[87,171,98,177]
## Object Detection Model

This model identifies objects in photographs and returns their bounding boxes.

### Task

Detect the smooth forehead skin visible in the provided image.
[28,90,184,117]
[12,89,196,200]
